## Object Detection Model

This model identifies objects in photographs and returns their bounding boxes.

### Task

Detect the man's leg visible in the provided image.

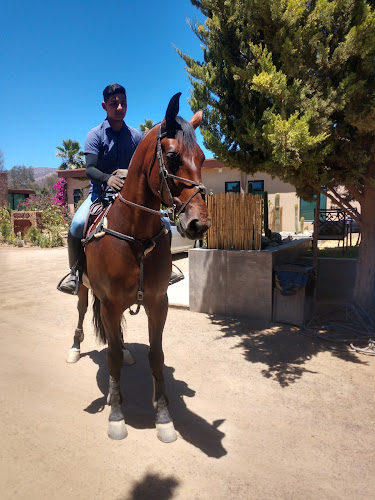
[58,197,91,294]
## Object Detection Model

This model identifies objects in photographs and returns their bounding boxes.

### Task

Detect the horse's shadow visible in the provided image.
[81,343,227,459]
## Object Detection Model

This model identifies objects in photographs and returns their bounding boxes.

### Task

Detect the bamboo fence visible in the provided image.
[206,192,263,250]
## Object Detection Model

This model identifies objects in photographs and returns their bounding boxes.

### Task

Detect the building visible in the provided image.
[58,160,359,232]
[0,172,35,210]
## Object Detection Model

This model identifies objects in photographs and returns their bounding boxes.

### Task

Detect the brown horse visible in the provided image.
[66,93,211,441]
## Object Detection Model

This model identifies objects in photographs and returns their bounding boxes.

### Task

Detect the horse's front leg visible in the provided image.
[67,285,88,363]
[145,294,177,443]
[101,305,128,440]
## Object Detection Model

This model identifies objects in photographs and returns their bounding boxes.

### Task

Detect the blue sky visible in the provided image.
[0,0,211,170]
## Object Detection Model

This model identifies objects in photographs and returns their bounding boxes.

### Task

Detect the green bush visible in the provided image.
[0,221,12,242]
[42,205,66,229]
[0,207,11,224]
[25,226,42,245]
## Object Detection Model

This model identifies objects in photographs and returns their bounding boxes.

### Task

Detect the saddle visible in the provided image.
[82,199,113,241]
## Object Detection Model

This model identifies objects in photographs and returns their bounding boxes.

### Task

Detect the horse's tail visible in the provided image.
[92,293,126,345]
[92,294,107,344]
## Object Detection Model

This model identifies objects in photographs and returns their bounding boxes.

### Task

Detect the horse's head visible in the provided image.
[150,93,211,240]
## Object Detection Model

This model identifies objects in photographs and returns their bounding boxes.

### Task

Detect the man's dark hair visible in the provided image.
[103,84,126,102]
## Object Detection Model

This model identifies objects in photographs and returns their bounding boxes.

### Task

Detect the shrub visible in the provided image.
[0,206,11,224]
[0,221,12,241]
[25,226,42,245]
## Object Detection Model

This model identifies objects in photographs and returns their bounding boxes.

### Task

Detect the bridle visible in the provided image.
[117,125,206,220]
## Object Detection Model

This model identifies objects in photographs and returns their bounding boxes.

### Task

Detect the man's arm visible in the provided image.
[85,153,111,184]
[85,154,124,192]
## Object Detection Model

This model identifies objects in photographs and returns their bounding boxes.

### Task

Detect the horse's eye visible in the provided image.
[166,152,178,161]
[166,152,180,171]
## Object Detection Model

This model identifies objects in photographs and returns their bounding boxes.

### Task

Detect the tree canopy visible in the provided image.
[0,150,4,172]
[7,166,35,189]
[178,0,375,307]
[139,119,154,133]
[56,139,84,170]
[179,0,374,202]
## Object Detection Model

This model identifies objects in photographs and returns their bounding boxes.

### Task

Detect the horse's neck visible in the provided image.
[109,152,161,238]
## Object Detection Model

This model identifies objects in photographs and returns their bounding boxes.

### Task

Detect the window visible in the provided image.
[8,193,28,210]
[300,192,327,221]
[73,189,83,206]
[225,181,240,193]
[248,180,264,196]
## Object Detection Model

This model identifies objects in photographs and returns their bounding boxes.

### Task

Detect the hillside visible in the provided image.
[32,167,58,185]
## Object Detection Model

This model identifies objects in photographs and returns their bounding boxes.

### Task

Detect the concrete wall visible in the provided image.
[189,239,311,322]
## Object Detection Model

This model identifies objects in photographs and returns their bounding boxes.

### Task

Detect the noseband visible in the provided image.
[117,126,206,219]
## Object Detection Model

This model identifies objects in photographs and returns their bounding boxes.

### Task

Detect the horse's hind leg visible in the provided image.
[145,295,177,443]
[66,285,88,363]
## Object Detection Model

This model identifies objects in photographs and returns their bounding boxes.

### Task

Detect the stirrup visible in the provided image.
[169,264,185,286]
[57,270,80,295]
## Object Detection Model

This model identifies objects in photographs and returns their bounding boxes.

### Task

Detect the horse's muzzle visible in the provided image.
[177,215,211,240]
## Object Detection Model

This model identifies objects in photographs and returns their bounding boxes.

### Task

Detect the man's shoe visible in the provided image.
[58,272,79,295]
[169,270,185,286]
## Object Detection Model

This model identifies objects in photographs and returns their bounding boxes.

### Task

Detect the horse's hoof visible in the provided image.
[156,421,177,443]
[108,420,128,440]
[122,349,135,366]
[66,348,80,363]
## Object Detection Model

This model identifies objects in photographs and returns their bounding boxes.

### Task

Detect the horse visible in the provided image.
[65,93,211,442]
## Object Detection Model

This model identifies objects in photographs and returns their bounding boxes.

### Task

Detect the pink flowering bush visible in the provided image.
[20,179,70,227]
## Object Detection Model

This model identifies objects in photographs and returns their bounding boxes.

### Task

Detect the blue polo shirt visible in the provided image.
[84,118,142,193]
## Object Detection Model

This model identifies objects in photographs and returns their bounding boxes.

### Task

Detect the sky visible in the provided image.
[0,0,211,171]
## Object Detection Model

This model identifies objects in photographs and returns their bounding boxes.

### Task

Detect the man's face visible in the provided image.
[102,93,127,122]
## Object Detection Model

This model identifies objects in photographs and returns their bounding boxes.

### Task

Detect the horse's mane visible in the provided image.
[174,116,198,153]
[140,116,198,153]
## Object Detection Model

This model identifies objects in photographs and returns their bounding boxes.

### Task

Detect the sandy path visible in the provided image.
[0,245,374,499]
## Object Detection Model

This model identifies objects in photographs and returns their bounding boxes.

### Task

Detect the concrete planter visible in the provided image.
[300,256,357,304]
[189,238,311,322]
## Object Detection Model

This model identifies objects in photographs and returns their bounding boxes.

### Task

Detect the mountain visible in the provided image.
[32,167,58,185]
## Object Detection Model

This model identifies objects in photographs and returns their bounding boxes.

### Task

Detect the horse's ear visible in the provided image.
[165,92,182,127]
[190,110,203,130]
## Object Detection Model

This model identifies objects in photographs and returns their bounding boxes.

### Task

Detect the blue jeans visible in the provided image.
[70,193,101,238]
[70,193,171,239]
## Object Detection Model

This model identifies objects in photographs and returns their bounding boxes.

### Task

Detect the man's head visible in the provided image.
[103,83,126,102]
[102,84,127,125]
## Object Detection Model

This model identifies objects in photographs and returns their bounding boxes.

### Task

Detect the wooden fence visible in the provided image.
[206,193,263,250]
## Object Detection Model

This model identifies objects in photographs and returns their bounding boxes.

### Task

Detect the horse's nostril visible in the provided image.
[187,219,200,233]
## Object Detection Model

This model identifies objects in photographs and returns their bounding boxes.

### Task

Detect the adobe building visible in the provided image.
[58,160,360,232]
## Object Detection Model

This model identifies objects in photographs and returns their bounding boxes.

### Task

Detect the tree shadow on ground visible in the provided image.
[81,343,226,458]
[122,472,179,500]
[209,315,367,388]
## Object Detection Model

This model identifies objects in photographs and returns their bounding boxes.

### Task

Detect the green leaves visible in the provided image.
[178,0,375,199]
[56,139,84,170]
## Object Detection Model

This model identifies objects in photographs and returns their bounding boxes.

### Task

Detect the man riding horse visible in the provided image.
[58,83,183,294]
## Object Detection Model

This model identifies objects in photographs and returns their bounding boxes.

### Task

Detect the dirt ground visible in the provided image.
[0,244,374,500]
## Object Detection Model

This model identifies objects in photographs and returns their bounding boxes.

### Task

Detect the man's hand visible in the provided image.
[113,169,128,179]
[107,175,124,192]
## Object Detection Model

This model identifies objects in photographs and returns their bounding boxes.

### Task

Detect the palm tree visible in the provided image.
[56,139,85,170]
[139,119,154,133]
